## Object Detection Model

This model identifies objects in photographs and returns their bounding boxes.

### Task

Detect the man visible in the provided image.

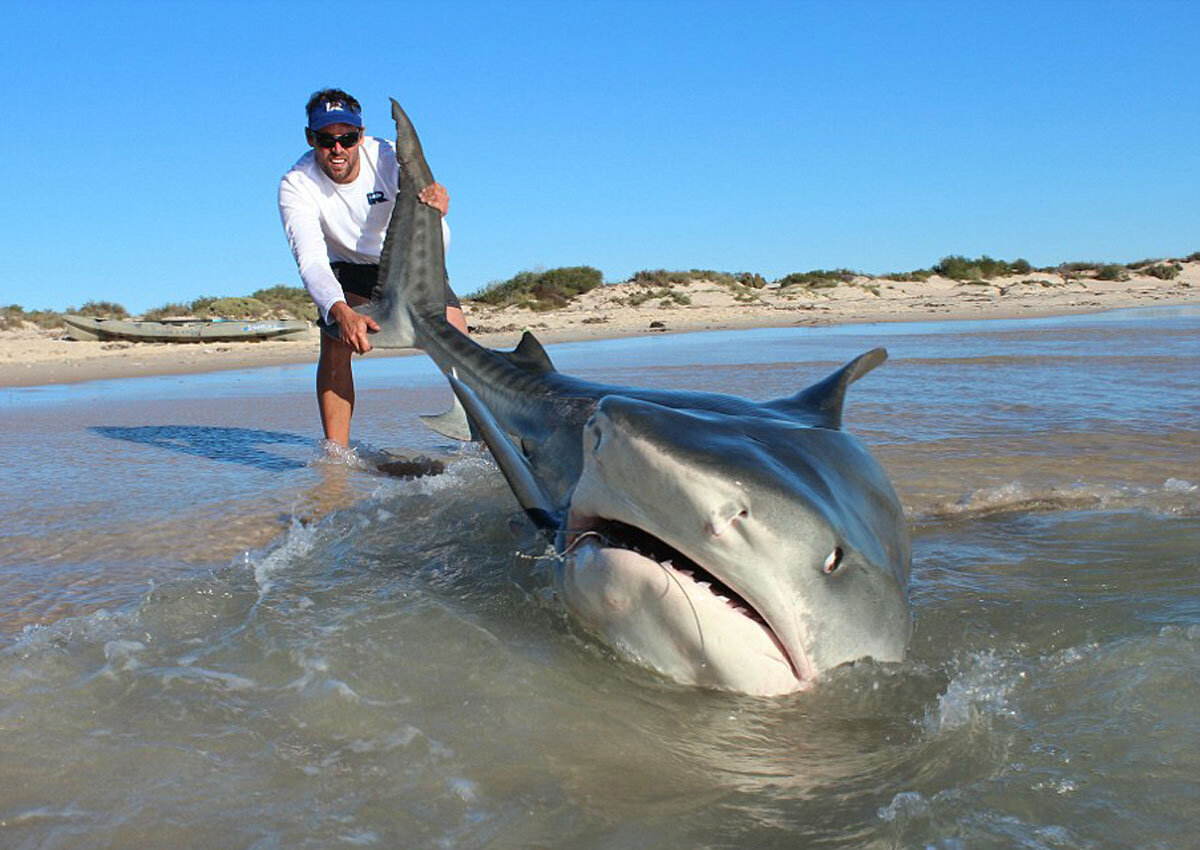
[279,88,468,447]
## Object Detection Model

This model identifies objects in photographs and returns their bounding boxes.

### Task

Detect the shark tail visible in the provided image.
[320,97,451,349]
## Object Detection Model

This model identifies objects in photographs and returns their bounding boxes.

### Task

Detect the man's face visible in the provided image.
[307,122,363,184]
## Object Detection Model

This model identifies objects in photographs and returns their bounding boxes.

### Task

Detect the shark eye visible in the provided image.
[822,547,844,575]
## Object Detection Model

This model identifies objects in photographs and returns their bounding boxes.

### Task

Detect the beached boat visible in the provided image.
[63,315,310,343]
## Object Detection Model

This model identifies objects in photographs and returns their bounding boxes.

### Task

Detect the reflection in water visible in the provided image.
[91,424,314,471]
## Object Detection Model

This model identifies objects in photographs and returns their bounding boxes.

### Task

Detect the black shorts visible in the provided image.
[330,261,461,308]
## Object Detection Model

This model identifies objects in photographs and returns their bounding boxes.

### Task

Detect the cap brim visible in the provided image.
[309,110,363,131]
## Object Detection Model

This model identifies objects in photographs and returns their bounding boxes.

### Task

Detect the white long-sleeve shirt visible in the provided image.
[278,135,450,322]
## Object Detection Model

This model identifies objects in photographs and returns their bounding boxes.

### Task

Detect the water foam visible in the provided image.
[245,517,319,595]
[10,606,135,654]
[925,651,1022,734]
[877,790,930,822]
[311,439,371,470]
[100,639,146,677]
[159,665,258,691]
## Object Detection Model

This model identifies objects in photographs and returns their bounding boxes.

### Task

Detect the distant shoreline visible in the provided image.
[2,263,1197,389]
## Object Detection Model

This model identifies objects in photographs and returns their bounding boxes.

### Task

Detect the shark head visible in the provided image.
[559,393,912,695]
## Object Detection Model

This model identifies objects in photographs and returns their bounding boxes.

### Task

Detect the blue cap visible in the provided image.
[307,97,363,131]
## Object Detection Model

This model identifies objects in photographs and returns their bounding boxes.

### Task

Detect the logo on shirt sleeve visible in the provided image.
[367,191,388,206]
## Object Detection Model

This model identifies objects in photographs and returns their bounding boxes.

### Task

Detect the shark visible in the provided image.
[330,97,913,695]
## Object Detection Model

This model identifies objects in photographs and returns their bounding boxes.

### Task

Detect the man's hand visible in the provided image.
[328,301,380,354]
[419,182,449,216]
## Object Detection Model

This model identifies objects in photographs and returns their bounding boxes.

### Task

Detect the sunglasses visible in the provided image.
[309,129,362,149]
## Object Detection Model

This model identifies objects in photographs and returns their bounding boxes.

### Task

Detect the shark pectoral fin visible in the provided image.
[445,373,560,532]
[767,347,888,428]
[419,394,477,442]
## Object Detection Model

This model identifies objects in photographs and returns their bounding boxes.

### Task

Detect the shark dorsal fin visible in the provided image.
[767,347,887,428]
[501,331,556,374]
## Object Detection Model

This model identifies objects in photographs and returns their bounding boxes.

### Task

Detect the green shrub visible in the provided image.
[141,302,193,321]
[1061,261,1100,273]
[1012,258,1032,274]
[70,300,129,319]
[883,269,933,282]
[27,309,64,328]
[883,269,932,282]
[1,305,64,330]
[630,269,685,286]
[252,285,318,320]
[629,269,737,287]
[1094,264,1130,282]
[933,255,980,280]
[934,255,1018,281]
[0,304,25,331]
[194,296,271,318]
[1142,263,1181,280]
[471,266,603,310]
[736,272,767,289]
[775,269,856,288]
[1185,251,1200,262]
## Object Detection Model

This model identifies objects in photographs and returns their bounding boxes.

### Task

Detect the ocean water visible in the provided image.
[1,307,1197,848]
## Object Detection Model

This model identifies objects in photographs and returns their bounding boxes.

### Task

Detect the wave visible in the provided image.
[913,477,1199,522]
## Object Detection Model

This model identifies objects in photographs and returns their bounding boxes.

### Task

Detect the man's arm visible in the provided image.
[325,301,379,353]
[277,176,349,325]
[277,175,383,353]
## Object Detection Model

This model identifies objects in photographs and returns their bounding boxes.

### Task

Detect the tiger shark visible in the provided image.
[329,97,912,695]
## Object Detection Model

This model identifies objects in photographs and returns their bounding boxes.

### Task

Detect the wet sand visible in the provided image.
[3,261,1197,387]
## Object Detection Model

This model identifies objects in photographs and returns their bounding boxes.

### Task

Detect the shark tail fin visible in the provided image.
[767,347,888,429]
[320,96,448,350]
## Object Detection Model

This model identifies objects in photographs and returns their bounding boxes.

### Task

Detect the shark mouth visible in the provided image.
[568,518,762,619]
[562,514,806,687]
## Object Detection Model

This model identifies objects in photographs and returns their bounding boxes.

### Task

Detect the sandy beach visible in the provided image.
[3,261,1197,388]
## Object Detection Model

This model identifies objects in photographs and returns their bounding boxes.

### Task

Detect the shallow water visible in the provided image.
[1,307,1197,848]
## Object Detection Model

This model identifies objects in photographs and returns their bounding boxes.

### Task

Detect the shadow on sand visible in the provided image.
[91,425,315,472]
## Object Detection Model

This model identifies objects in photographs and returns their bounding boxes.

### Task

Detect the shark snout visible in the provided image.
[585,397,759,541]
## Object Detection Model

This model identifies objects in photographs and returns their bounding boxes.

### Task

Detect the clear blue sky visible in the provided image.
[3,0,1197,314]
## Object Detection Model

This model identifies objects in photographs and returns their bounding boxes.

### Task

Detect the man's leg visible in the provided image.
[317,331,355,447]
[316,293,370,447]
[447,305,468,334]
